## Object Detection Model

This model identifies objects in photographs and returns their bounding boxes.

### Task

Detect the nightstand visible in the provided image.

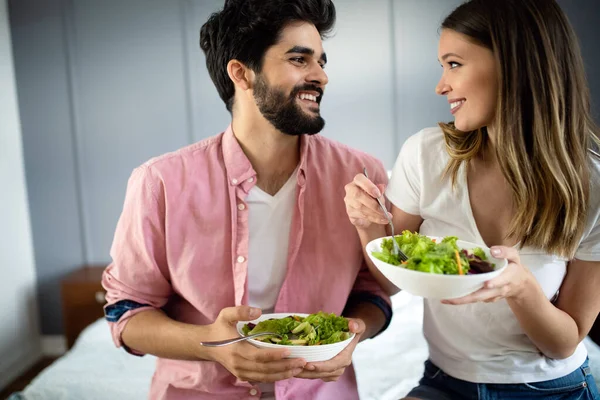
[60,265,107,349]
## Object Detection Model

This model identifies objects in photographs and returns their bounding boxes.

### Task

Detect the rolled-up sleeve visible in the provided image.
[346,268,393,334]
[102,164,173,354]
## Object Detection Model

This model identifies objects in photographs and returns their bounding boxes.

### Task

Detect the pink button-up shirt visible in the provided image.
[102,125,390,400]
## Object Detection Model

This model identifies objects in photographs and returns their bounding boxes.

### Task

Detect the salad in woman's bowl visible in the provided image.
[366,231,508,299]
[236,312,355,362]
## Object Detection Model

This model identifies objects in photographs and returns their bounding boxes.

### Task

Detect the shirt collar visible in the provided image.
[222,124,309,189]
[222,125,255,188]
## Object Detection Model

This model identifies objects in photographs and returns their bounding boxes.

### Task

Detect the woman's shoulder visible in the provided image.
[588,151,600,211]
[399,126,449,171]
[589,149,600,181]
[574,152,600,259]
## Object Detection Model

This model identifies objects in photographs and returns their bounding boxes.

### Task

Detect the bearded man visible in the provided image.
[102,1,391,399]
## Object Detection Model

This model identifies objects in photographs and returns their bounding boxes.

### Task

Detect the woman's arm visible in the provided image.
[345,172,423,295]
[446,247,600,359]
[511,257,600,359]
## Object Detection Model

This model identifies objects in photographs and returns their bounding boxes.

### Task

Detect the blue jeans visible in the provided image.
[406,359,600,399]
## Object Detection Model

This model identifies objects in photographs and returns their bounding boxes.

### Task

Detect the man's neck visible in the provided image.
[232,116,301,196]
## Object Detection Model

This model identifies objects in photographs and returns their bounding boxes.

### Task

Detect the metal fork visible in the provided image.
[363,168,408,262]
[199,332,282,347]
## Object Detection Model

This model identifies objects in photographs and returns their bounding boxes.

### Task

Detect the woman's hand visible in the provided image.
[344,173,390,230]
[442,246,536,305]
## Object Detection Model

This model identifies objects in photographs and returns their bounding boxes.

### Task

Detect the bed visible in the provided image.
[11,292,600,400]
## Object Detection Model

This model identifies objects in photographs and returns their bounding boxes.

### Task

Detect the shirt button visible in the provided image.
[249,388,258,396]
[237,256,245,263]
[237,203,245,211]
[231,178,238,185]
[248,177,254,183]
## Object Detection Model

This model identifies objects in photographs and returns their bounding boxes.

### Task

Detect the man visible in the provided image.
[102,0,391,398]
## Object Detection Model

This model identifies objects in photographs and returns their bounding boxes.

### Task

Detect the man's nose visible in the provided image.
[307,63,328,87]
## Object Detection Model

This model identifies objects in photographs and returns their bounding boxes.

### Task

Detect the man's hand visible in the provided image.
[206,306,307,383]
[295,318,365,382]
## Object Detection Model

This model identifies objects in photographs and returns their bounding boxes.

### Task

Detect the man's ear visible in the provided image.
[227,59,255,91]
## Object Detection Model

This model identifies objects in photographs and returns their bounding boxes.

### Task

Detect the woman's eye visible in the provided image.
[449,61,461,69]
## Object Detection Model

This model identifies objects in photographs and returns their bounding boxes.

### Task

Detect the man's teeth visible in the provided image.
[298,93,318,102]
[451,100,465,110]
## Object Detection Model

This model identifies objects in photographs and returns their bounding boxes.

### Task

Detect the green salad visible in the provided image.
[242,312,351,346]
[372,231,495,275]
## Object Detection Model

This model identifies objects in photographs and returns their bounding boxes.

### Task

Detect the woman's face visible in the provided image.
[436,29,499,132]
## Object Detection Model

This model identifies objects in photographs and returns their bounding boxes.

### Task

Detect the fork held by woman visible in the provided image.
[362,168,407,261]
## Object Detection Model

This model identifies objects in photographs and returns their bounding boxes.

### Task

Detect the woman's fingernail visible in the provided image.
[491,248,501,256]
[372,189,382,198]
[306,365,316,371]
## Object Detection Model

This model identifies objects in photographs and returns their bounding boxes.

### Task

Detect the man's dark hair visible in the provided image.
[199,0,336,113]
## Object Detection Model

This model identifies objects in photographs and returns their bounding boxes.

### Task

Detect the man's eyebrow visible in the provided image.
[439,52,464,62]
[286,46,327,63]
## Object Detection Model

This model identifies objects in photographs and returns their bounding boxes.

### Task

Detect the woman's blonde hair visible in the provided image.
[440,0,600,258]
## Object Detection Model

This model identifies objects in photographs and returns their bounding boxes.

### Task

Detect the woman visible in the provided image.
[345,0,600,399]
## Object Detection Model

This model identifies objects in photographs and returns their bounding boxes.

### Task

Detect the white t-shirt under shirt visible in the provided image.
[247,170,297,314]
[247,169,298,399]
[386,127,600,383]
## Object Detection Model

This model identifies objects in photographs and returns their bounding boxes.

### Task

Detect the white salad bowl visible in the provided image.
[236,313,355,362]
[366,236,508,300]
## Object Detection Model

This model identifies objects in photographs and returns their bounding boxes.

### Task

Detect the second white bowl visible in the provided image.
[236,313,355,362]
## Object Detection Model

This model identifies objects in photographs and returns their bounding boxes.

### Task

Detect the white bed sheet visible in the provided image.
[15,321,156,400]
[15,292,600,400]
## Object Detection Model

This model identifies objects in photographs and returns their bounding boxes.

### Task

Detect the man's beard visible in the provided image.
[253,74,325,136]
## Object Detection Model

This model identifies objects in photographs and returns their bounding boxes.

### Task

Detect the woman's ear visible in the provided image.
[227,59,254,91]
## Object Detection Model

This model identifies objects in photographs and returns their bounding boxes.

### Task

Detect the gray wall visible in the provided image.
[558,0,600,122]
[0,0,41,388]
[8,0,600,335]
